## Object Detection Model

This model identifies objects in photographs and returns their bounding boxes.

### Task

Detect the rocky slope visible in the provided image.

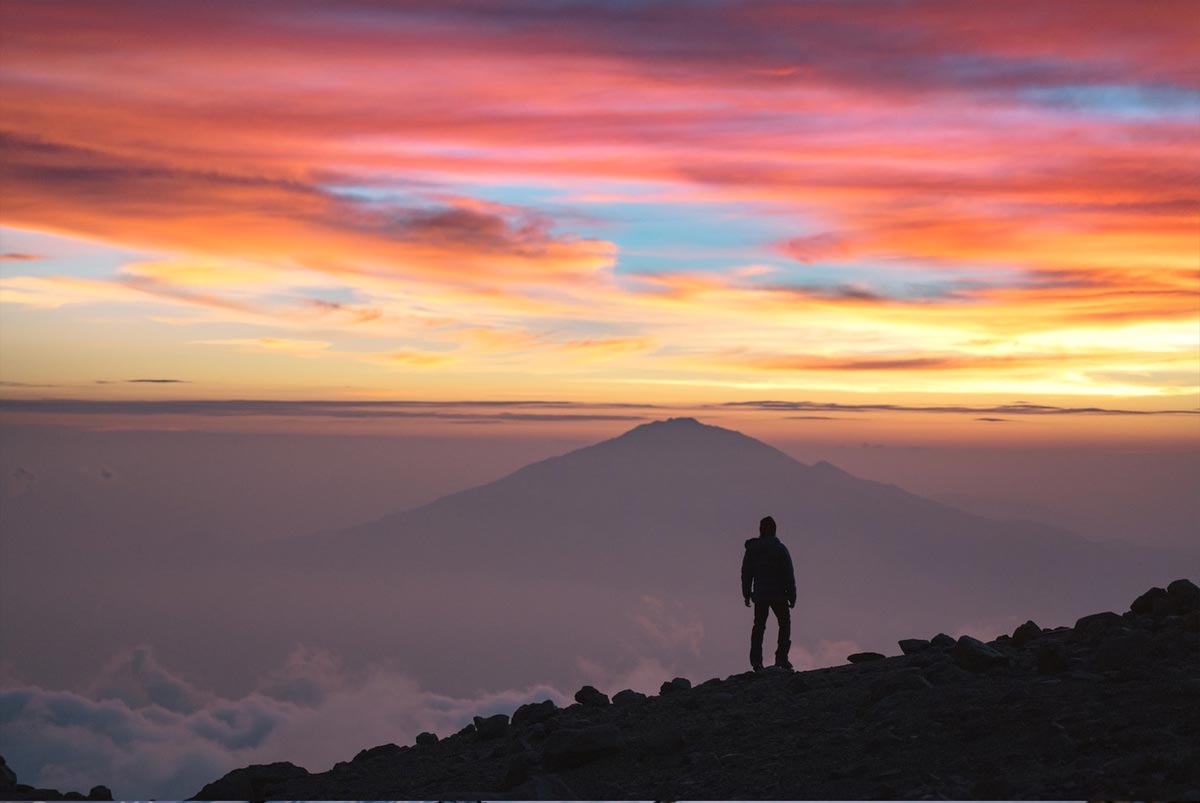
[191,578,1199,800]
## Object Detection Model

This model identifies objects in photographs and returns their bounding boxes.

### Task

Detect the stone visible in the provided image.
[930,633,956,649]
[473,713,510,740]
[660,676,692,694]
[191,762,309,801]
[542,724,625,768]
[574,684,611,707]
[352,743,401,763]
[415,731,438,746]
[953,636,1009,672]
[455,723,476,738]
[1167,578,1199,614]
[1131,586,1169,616]
[512,699,558,726]
[898,638,931,654]
[1075,611,1122,636]
[1153,596,1176,617]
[612,689,648,706]
[1011,620,1042,648]
[1037,643,1071,674]
[848,651,886,663]
[87,787,112,801]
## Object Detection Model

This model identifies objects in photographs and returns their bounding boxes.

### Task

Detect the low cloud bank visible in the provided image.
[1,645,567,799]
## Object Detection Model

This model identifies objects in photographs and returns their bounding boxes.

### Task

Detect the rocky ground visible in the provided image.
[181,578,1199,801]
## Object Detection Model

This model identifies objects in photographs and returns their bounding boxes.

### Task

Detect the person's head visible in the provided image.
[759,516,776,538]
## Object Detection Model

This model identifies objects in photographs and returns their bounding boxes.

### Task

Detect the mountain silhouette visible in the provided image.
[281,417,1188,644]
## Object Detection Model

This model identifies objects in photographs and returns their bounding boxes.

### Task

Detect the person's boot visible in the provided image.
[774,640,792,670]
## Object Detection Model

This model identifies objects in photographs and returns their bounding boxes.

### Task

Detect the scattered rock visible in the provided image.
[352,743,401,763]
[898,638,930,654]
[1011,620,1042,647]
[512,699,558,726]
[953,636,1009,672]
[660,677,692,694]
[930,633,957,649]
[574,685,611,707]
[473,713,510,740]
[848,651,886,663]
[542,724,625,768]
[612,689,648,706]
[191,762,309,801]
[1131,586,1169,616]
[415,731,438,746]
[1167,578,1200,614]
[1075,611,1122,636]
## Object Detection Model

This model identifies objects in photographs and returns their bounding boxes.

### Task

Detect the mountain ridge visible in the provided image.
[180,578,1200,801]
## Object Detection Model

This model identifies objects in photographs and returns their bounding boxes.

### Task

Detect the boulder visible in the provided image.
[1011,620,1042,648]
[473,713,510,740]
[415,731,438,746]
[512,699,558,726]
[953,636,1009,672]
[191,762,309,801]
[660,677,692,694]
[1131,586,1168,616]
[87,787,112,801]
[352,743,401,763]
[898,638,930,654]
[542,724,625,768]
[1074,611,1122,636]
[848,651,886,663]
[574,684,611,707]
[1167,578,1200,614]
[930,633,956,649]
[612,689,648,706]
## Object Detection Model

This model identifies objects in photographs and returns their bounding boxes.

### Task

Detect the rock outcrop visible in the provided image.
[189,579,1198,800]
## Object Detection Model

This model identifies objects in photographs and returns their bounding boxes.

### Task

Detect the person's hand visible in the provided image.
[743,597,750,607]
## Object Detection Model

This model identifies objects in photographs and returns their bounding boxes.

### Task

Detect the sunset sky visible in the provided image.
[2,0,1197,437]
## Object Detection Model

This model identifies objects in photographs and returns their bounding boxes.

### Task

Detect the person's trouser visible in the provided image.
[750,597,791,668]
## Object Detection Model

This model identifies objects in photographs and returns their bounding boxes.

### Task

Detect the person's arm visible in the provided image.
[784,545,797,608]
[741,544,754,605]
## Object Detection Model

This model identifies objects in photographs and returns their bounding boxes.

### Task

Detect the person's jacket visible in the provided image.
[741,535,796,605]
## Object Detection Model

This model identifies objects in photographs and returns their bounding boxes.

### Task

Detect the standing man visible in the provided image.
[741,515,796,671]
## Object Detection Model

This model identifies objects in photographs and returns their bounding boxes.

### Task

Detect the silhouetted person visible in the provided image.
[741,515,796,670]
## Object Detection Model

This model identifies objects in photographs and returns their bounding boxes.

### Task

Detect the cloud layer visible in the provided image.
[1,645,568,799]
